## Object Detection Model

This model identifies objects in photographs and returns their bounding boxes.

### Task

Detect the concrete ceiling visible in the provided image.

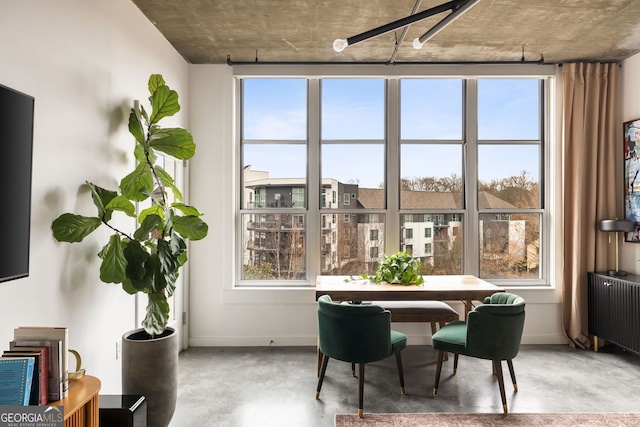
[131,0,640,65]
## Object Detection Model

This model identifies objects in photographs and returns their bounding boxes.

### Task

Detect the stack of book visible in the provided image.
[0,326,68,406]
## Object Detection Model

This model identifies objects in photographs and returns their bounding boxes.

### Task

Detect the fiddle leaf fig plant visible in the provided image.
[52,74,208,336]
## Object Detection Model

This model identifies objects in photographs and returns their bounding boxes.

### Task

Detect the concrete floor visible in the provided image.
[169,344,640,427]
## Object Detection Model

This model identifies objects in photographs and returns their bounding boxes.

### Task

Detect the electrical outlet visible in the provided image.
[115,341,121,360]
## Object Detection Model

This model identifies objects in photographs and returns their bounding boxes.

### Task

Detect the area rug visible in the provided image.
[335,412,640,426]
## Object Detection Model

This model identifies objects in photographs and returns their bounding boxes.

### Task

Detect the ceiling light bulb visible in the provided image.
[412,38,424,49]
[333,39,348,52]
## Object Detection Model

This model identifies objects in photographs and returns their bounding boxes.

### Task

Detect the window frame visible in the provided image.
[235,65,554,288]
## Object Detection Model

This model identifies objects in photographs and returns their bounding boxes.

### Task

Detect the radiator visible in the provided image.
[588,273,640,355]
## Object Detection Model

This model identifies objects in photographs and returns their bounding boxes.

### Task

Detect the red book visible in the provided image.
[14,327,68,398]
[4,346,50,405]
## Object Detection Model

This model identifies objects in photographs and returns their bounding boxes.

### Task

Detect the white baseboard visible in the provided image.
[189,336,318,347]
[188,332,569,347]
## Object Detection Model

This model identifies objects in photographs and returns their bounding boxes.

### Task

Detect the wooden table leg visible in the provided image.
[463,300,473,320]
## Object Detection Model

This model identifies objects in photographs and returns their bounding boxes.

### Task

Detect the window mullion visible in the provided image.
[465,79,480,275]
[541,77,551,284]
[386,79,400,253]
[308,78,320,280]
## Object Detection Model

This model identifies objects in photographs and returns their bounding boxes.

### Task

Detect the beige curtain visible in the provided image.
[562,63,619,349]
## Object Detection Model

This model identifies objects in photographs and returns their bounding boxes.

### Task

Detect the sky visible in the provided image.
[242,77,540,188]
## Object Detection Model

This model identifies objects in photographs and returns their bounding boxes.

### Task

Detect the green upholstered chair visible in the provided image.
[315,294,407,418]
[431,292,525,414]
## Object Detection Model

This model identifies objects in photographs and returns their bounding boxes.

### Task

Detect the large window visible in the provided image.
[476,78,543,279]
[238,71,551,285]
[241,79,307,280]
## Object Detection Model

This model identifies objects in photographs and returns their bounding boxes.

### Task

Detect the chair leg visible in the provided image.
[351,362,356,377]
[358,363,365,418]
[507,359,518,392]
[433,350,444,396]
[317,346,323,377]
[433,321,449,361]
[493,360,508,414]
[315,354,330,399]
[453,353,459,374]
[395,352,405,394]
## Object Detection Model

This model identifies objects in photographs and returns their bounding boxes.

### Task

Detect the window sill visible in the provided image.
[223,282,561,305]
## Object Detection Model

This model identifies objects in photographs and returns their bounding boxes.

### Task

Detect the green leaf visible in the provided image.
[177,251,188,268]
[142,292,170,336]
[145,254,166,293]
[173,215,209,240]
[86,182,117,221]
[134,214,162,240]
[149,128,195,160]
[104,195,136,218]
[123,240,150,281]
[169,230,187,255]
[140,105,150,127]
[128,109,145,144]
[122,279,138,295]
[155,166,183,201]
[148,74,166,95]
[149,85,180,124]
[126,255,156,293]
[133,142,157,165]
[51,214,102,243]
[154,269,168,295]
[165,270,179,297]
[99,235,127,283]
[158,239,178,276]
[138,206,164,225]
[171,203,201,216]
[120,162,154,202]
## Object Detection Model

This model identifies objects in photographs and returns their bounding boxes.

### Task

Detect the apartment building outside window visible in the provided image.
[238,70,551,286]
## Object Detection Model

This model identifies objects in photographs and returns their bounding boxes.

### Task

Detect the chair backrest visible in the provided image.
[465,292,526,360]
[317,294,392,363]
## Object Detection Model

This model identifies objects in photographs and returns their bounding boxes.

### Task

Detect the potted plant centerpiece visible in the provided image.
[51,74,208,427]
[350,251,424,285]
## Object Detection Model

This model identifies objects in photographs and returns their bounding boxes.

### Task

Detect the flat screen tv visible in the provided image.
[0,83,34,283]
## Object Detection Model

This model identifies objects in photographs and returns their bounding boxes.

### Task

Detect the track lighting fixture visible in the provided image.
[333,0,481,52]
[412,0,480,49]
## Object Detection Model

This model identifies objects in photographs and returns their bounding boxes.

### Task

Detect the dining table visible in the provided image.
[315,274,505,317]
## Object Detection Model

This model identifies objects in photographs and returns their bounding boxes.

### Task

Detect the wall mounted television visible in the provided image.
[0,83,34,283]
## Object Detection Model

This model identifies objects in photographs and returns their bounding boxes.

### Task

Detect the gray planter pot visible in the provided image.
[122,327,178,427]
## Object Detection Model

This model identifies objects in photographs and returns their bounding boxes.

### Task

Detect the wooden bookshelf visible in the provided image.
[50,375,101,427]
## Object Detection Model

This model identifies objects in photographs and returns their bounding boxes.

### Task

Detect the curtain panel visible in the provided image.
[562,62,619,349]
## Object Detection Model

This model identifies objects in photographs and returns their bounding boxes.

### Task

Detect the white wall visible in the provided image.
[620,53,640,272]
[187,66,567,348]
[187,66,321,346]
[0,0,188,393]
